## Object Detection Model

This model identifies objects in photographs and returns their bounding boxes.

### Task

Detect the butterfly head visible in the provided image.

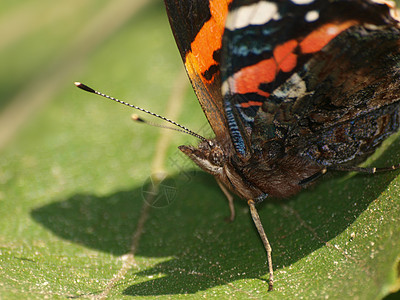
[179,138,269,201]
[178,139,226,176]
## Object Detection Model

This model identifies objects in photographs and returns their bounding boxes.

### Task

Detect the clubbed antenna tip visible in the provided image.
[74,82,96,93]
[74,81,208,142]
[131,114,145,123]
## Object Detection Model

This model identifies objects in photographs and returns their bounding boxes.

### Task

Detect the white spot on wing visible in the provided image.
[225,1,279,31]
[272,73,307,100]
[291,0,315,4]
[221,77,236,96]
[305,10,319,22]
[222,79,230,96]
[371,0,400,22]
[326,25,340,36]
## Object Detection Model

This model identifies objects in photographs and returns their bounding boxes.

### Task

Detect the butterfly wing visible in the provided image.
[285,24,400,166]
[164,0,233,139]
[221,0,400,163]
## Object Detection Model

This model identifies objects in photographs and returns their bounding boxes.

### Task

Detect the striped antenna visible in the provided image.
[74,82,207,142]
[131,114,204,136]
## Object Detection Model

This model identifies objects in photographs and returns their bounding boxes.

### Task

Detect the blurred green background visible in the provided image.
[0,0,400,299]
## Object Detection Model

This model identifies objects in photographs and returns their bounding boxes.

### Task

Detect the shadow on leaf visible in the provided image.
[31,137,400,296]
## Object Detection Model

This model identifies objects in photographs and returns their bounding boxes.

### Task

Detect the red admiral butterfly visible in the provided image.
[164,0,400,291]
[77,0,400,291]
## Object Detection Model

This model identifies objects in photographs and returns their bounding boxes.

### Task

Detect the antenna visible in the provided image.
[131,114,204,135]
[74,82,207,142]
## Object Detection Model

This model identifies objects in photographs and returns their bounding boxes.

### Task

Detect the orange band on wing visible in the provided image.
[230,20,359,98]
[273,39,299,73]
[240,101,263,108]
[185,0,233,83]
[233,40,299,97]
[234,58,277,97]
[300,20,358,54]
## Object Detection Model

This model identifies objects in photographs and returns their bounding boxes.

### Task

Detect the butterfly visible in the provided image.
[76,0,400,291]
[163,0,400,291]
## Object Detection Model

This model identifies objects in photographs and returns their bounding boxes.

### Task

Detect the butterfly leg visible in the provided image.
[298,167,327,186]
[248,199,274,291]
[216,179,235,222]
[329,163,400,173]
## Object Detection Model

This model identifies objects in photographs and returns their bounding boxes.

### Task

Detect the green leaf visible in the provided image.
[1,0,399,299]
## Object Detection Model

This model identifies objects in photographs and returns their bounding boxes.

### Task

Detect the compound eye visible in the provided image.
[210,146,225,167]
